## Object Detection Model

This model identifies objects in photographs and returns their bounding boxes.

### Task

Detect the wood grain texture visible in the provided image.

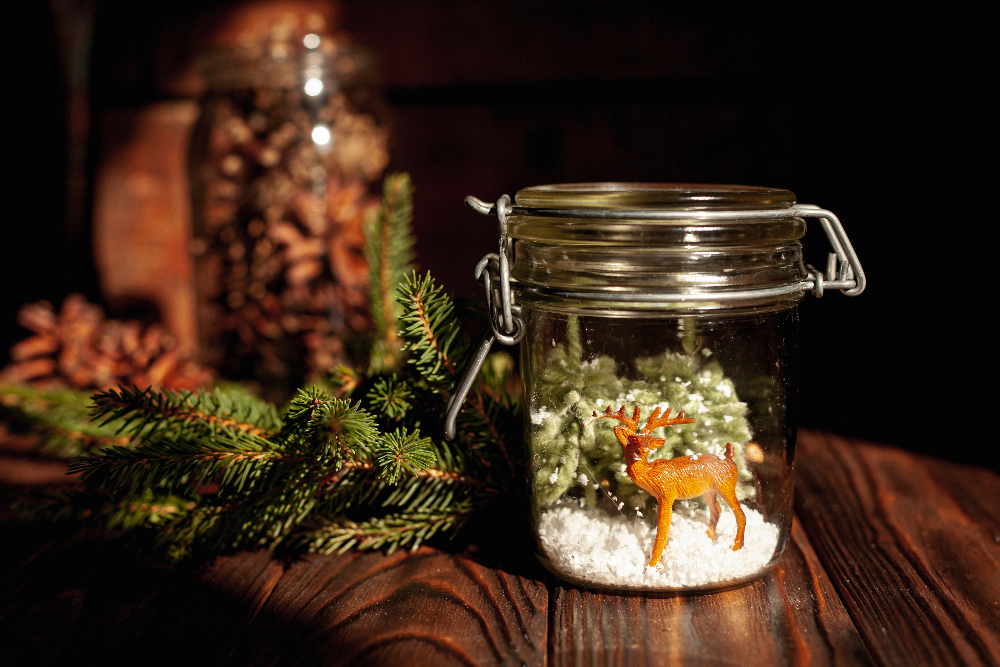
[0,539,285,666]
[795,430,1000,667]
[5,432,999,666]
[548,519,871,667]
[0,537,547,667]
[231,547,548,667]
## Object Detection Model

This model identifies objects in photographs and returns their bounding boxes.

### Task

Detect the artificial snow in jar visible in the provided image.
[447,183,865,592]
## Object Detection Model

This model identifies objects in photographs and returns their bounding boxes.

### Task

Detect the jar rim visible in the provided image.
[514,183,796,211]
[200,42,377,91]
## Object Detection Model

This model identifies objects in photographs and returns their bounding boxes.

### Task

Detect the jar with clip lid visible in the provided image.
[445,183,865,592]
[189,16,388,396]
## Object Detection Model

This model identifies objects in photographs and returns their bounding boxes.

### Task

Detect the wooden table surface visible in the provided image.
[1,430,998,666]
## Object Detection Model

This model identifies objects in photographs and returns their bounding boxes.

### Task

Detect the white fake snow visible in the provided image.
[538,504,779,589]
[530,407,552,425]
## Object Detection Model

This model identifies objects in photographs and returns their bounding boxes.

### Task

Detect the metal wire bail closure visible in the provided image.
[444,196,524,441]
[795,205,865,298]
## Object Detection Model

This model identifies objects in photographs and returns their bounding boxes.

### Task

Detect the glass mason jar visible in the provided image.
[448,183,864,592]
[189,22,387,397]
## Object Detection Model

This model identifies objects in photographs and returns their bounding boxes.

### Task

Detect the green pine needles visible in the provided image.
[2,172,522,559]
[63,385,484,558]
[0,384,132,457]
[374,429,436,484]
[366,173,416,374]
[398,272,466,385]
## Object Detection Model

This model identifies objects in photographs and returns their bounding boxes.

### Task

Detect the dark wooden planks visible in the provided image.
[0,537,547,667]
[795,430,1000,667]
[548,518,871,667]
[0,539,285,666]
[231,547,548,667]
[6,431,998,666]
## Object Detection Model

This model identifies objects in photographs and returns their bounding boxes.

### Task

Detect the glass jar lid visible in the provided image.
[506,183,804,247]
[505,182,809,314]
[514,183,796,211]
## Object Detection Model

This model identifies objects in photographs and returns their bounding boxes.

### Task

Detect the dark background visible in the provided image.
[6,2,987,466]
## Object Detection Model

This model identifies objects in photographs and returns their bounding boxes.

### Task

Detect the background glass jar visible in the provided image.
[189,21,388,397]
[450,183,864,592]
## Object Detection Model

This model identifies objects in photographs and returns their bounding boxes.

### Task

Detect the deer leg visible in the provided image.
[649,494,676,567]
[718,485,746,551]
[705,490,721,541]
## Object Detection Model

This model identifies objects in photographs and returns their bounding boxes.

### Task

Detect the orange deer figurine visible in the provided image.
[584,405,746,566]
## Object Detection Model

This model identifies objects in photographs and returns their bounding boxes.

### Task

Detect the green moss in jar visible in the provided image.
[530,317,754,511]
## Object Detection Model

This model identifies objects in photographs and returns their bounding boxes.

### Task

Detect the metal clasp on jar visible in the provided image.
[443,196,524,440]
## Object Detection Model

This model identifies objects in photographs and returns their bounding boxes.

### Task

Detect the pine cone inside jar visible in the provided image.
[192,86,383,387]
[0,294,214,391]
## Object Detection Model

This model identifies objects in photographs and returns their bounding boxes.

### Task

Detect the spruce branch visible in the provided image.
[90,385,282,442]
[67,434,286,496]
[299,503,474,554]
[398,272,465,386]
[366,173,416,373]
[325,364,361,397]
[316,450,483,499]
[395,274,521,474]
[60,380,492,557]
[4,171,531,561]
[461,386,519,474]
[6,486,196,530]
[103,491,198,531]
[374,428,436,484]
[0,384,130,457]
[174,479,323,552]
[366,375,412,420]
[280,387,379,461]
[310,456,484,526]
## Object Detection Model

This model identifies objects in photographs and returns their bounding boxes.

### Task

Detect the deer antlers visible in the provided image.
[641,406,696,433]
[584,405,694,435]
[584,405,640,431]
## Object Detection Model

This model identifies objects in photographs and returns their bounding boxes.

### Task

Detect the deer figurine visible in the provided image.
[584,405,746,567]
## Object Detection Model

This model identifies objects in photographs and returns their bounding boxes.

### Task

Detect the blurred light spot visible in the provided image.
[303,33,321,49]
[271,45,288,62]
[304,78,324,96]
[311,124,331,146]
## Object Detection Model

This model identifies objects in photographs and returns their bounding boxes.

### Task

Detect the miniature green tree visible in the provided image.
[529,317,754,511]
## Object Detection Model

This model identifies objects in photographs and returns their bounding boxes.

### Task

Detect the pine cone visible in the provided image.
[0,294,214,391]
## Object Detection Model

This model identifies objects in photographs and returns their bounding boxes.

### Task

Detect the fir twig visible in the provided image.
[366,375,412,420]
[398,272,464,386]
[279,387,380,463]
[0,384,130,456]
[375,428,436,484]
[67,435,286,496]
[366,173,416,373]
[91,385,282,441]
[4,171,526,561]
[300,504,474,554]
[325,364,360,397]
